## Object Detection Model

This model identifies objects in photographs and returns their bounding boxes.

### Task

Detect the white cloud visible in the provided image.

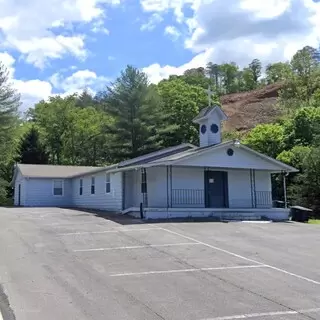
[0,0,120,68]
[140,13,163,31]
[49,69,109,93]
[141,0,320,83]
[164,25,181,41]
[91,19,110,34]
[143,49,213,83]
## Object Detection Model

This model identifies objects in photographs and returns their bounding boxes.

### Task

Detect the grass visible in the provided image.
[309,219,320,224]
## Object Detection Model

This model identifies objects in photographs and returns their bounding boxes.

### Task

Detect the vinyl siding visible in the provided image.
[24,178,72,207]
[176,146,284,171]
[14,170,26,206]
[71,171,123,211]
[143,166,272,209]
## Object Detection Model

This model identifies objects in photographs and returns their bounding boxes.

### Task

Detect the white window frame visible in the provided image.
[53,179,64,196]
[91,176,95,195]
[106,173,111,194]
[79,178,83,196]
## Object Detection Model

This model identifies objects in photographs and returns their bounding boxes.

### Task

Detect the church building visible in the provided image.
[12,102,298,220]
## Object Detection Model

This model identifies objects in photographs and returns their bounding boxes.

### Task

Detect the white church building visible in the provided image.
[12,104,298,220]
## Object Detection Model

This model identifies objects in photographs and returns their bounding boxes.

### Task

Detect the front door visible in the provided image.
[205,171,228,208]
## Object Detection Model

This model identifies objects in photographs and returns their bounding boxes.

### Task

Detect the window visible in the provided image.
[53,179,63,196]
[79,179,83,195]
[106,173,111,193]
[91,177,95,195]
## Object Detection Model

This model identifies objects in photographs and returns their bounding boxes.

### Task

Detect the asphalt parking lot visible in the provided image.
[0,207,319,320]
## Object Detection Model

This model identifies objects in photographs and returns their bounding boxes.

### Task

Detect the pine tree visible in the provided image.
[102,65,162,162]
[16,126,48,164]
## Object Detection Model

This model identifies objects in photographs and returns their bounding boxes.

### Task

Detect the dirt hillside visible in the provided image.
[221,83,284,133]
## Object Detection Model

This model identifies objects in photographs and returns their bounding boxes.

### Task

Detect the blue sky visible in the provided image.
[1,0,320,111]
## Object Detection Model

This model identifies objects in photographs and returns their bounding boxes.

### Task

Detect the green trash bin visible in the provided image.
[290,206,312,223]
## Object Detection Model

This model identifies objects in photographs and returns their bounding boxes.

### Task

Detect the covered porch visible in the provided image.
[122,165,289,221]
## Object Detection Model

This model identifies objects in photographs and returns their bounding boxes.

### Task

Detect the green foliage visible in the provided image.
[242,124,285,158]
[16,126,48,164]
[0,61,20,205]
[265,62,292,84]
[283,107,320,148]
[101,65,162,161]
[157,78,208,146]
[290,147,320,215]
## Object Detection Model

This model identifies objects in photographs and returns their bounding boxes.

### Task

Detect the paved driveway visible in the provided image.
[0,207,319,320]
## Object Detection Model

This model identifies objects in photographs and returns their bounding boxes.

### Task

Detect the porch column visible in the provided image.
[282,171,288,209]
[250,169,257,208]
[141,168,148,208]
[169,166,173,208]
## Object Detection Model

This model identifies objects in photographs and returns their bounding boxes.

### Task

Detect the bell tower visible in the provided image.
[193,86,228,147]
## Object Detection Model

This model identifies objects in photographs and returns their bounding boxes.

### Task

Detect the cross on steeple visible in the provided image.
[206,85,214,107]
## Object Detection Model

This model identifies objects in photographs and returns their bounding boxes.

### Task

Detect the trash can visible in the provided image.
[290,206,312,223]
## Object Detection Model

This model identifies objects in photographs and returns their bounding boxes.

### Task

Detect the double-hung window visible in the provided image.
[106,173,111,193]
[53,179,64,196]
[91,177,95,195]
[79,179,83,195]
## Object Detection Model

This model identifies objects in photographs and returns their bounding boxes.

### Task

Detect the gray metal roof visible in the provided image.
[193,106,213,121]
[17,164,103,178]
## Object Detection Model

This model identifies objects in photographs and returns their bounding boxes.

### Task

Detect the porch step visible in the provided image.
[221,215,262,221]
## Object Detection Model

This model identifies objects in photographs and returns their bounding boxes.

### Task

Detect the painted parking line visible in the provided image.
[73,242,201,252]
[201,307,320,320]
[110,264,267,277]
[160,227,320,286]
[59,227,162,236]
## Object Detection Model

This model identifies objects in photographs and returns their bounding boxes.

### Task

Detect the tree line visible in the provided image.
[1,46,320,215]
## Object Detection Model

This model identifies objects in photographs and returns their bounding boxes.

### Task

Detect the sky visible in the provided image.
[1,0,320,112]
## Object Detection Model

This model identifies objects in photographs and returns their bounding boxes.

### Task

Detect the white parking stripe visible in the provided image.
[59,227,161,236]
[201,307,320,319]
[73,242,201,252]
[110,265,267,277]
[160,227,320,286]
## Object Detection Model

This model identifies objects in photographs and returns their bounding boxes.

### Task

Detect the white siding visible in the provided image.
[199,112,222,147]
[141,166,272,209]
[14,170,26,206]
[176,146,283,171]
[147,167,167,207]
[255,170,272,192]
[72,171,123,211]
[228,169,252,208]
[24,178,72,207]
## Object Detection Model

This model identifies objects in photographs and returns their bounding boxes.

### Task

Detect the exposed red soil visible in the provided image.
[221,83,284,133]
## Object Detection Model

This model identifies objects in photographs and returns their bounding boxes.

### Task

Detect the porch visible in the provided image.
[122,166,289,220]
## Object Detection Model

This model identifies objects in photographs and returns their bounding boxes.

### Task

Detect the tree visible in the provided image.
[283,107,320,148]
[101,65,162,162]
[206,63,221,93]
[290,147,320,215]
[16,126,48,164]
[248,59,262,84]
[219,63,239,94]
[243,124,285,158]
[157,78,209,147]
[265,62,292,84]
[0,61,20,204]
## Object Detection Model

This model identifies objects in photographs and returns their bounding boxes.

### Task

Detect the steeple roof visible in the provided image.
[193,105,228,123]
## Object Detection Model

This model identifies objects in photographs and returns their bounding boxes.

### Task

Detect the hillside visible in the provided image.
[221,83,284,133]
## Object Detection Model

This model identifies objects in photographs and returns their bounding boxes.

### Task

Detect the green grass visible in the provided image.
[309,219,320,224]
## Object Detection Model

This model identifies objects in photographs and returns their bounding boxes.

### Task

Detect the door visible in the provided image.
[205,171,228,208]
[18,184,21,206]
